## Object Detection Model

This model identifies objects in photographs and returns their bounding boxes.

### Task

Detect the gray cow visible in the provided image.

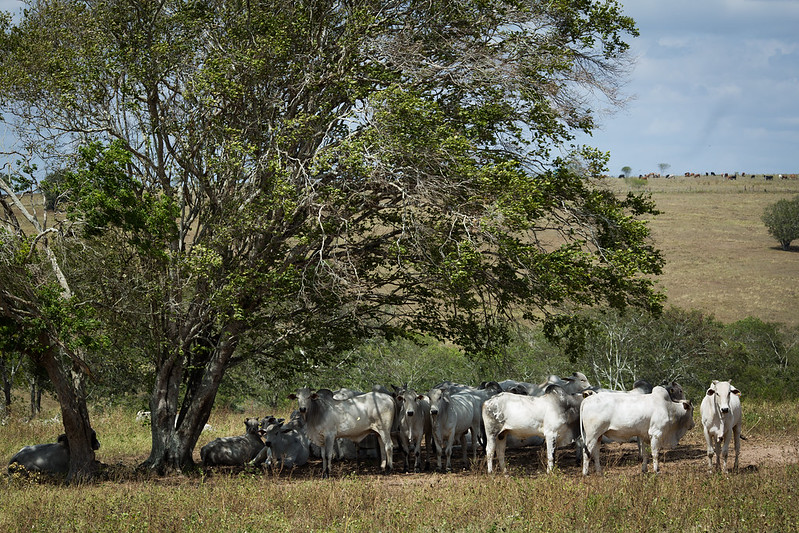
[393,386,434,473]
[250,414,310,469]
[289,387,395,478]
[201,417,264,466]
[8,429,101,476]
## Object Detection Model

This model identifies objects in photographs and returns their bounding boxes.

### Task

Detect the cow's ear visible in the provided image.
[417,394,426,401]
[287,393,297,400]
[731,386,741,396]
[682,401,691,410]
[706,388,714,396]
[310,393,319,400]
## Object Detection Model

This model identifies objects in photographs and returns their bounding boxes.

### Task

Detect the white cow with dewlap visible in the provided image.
[700,380,742,473]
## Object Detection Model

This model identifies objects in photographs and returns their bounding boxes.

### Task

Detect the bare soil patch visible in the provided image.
[175,433,798,485]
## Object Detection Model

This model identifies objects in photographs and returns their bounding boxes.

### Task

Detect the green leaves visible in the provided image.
[64,141,178,257]
[762,195,799,251]
[1,0,660,384]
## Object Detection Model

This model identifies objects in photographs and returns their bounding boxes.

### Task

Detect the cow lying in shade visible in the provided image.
[249,414,310,470]
[201,417,264,467]
[8,429,101,476]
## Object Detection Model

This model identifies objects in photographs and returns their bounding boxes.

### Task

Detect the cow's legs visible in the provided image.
[649,435,660,473]
[720,432,732,474]
[545,433,556,473]
[379,429,393,473]
[460,432,469,469]
[444,435,455,472]
[495,434,507,474]
[703,428,715,471]
[641,439,650,473]
[412,436,422,473]
[732,424,741,472]
[582,437,601,475]
[322,436,336,478]
[485,433,496,473]
[432,429,444,472]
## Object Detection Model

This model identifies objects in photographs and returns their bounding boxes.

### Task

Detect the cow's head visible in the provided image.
[427,388,447,416]
[288,388,315,414]
[706,380,740,414]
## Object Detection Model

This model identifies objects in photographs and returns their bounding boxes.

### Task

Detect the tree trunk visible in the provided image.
[29,375,42,417]
[1,357,11,410]
[32,334,98,483]
[142,328,240,473]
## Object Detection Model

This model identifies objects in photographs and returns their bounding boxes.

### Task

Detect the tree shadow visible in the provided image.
[769,245,799,253]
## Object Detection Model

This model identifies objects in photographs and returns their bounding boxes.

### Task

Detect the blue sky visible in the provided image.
[574,0,799,176]
[2,0,798,176]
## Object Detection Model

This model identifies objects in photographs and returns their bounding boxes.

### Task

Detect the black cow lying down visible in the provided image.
[8,429,101,476]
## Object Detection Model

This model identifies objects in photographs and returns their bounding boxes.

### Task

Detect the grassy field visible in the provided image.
[605,175,799,326]
[3,176,799,531]
[2,398,798,532]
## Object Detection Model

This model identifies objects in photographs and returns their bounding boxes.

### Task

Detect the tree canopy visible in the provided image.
[0,0,662,473]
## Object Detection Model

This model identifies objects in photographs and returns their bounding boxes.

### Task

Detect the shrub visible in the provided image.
[761,195,799,250]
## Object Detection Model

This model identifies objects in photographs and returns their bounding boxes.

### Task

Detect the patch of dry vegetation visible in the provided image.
[606,176,799,326]
[2,400,798,532]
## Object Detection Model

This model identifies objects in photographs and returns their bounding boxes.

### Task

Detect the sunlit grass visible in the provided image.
[2,399,798,532]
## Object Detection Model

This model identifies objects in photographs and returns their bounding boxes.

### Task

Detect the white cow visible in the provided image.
[427,387,480,472]
[393,386,433,473]
[581,385,695,475]
[700,380,742,473]
[288,388,394,478]
[482,385,582,473]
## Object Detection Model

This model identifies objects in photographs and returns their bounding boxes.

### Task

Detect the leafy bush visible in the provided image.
[761,195,799,250]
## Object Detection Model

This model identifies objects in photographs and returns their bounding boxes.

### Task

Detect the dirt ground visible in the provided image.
[189,433,798,482]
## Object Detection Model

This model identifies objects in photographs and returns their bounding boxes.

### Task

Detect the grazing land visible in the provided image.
[606,175,799,326]
[3,176,799,531]
[1,399,798,532]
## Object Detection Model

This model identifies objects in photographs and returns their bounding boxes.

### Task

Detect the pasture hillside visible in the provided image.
[7,174,798,326]
[606,175,799,327]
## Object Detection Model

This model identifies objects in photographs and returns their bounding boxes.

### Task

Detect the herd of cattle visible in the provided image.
[7,374,743,479]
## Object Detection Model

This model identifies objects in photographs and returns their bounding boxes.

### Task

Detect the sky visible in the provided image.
[1,0,798,177]
[573,0,799,176]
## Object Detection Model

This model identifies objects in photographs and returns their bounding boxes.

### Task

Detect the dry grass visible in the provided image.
[2,399,798,532]
[606,175,799,326]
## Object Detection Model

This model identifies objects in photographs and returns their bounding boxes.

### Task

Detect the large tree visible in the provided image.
[0,0,663,474]
[0,161,102,482]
